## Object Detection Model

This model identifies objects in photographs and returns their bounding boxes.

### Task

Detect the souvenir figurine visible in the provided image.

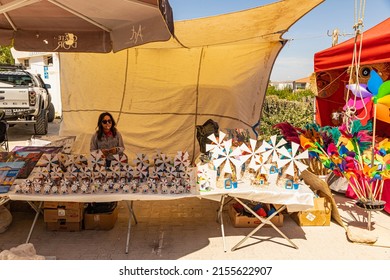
[33,184,41,194]
[147,178,157,189]
[150,185,158,194]
[71,182,79,193]
[60,184,68,194]
[172,178,181,192]
[14,184,21,193]
[122,184,130,193]
[113,182,120,192]
[80,182,88,193]
[184,178,192,193]
[141,184,149,194]
[43,183,51,194]
[129,179,138,193]
[22,183,30,194]
[89,183,98,193]
[176,185,185,194]
[51,185,58,194]
[102,183,109,192]
[169,185,176,194]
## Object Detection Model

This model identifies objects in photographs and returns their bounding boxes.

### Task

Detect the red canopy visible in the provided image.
[313,17,390,136]
[315,17,390,72]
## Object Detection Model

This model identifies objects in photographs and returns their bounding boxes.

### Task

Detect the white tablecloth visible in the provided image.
[8,182,314,212]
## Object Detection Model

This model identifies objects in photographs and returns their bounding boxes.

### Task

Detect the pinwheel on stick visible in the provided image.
[112,165,122,180]
[154,153,172,172]
[136,164,149,181]
[39,153,59,171]
[149,166,160,179]
[253,152,273,175]
[174,151,190,172]
[212,139,243,179]
[75,155,88,170]
[277,142,309,178]
[89,150,105,171]
[240,138,262,170]
[165,165,177,180]
[112,154,128,169]
[206,131,227,159]
[259,135,287,163]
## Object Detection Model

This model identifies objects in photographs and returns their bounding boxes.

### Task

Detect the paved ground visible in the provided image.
[1,119,390,260]
[1,193,390,260]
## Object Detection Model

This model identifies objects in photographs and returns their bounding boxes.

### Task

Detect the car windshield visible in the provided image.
[0,72,33,86]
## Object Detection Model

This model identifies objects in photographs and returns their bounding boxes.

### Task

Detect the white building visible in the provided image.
[269,76,313,92]
[10,49,62,118]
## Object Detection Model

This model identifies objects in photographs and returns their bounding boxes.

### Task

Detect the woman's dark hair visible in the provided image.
[96,112,117,140]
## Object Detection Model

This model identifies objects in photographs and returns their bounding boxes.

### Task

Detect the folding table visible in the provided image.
[201,182,315,251]
[8,189,195,253]
[7,180,314,253]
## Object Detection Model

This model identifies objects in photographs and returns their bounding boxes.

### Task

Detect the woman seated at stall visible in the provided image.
[90,112,125,168]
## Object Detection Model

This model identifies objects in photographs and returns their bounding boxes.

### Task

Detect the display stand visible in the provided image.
[230,197,297,250]
[18,198,137,252]
[356,200,386,231]
[8,181,314,253]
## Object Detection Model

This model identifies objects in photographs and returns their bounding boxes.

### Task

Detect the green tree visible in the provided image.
[0,46,14,64]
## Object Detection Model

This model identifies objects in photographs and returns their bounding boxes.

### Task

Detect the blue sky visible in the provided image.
[168,0,390,81]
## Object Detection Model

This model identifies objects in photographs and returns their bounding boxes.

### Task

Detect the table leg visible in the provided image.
[231,197,298,251]
[0,197,10,206]
[217,195,228,252]
[125,201,137,254]
[26,201,43,244]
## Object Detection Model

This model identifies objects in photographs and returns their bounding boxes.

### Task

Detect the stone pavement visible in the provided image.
[1,193,390,260]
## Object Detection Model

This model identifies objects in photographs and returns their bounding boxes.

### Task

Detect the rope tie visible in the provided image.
[343,0,367,133]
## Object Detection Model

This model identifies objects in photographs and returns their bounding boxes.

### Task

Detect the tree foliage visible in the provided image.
[259,89,315,140]
[266,85,314,101]
[0,46,14,65]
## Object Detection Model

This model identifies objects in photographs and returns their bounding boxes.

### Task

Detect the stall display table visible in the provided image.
[7,181,314,253]
[200,182,314,251]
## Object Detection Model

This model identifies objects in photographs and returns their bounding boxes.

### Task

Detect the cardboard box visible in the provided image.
[43,201,84,210]
[46,220,82,231]
[229,204,284,228]
[84,206,118,230]
[44,208,83,223]
[290,196,331,226]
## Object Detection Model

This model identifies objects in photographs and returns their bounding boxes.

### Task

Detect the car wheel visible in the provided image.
[48,102,55,122]
[34,108,48,135]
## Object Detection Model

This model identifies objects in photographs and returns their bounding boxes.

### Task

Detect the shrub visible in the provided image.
[259,95,315,140]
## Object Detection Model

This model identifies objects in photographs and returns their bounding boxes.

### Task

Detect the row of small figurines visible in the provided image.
[34,165,193,181]
[14,176,194,195]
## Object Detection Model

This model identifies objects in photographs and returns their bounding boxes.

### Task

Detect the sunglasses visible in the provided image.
[101,119,112,124]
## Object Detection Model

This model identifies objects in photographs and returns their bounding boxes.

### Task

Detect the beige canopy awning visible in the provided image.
[59,0,324,160]
[0,0,174,52]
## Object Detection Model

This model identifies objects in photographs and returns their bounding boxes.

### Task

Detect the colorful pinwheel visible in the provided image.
[38,153,59,170]
[239,138,262,170]
[277,142,309,177]
[112,154,128,169]
[344,70,390,125]
[89,150,105,170]
[154,153,172,172]
[260,135,287,163]
[212,139,242,175]
[206,131,226,158]
[174,151,191,171]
